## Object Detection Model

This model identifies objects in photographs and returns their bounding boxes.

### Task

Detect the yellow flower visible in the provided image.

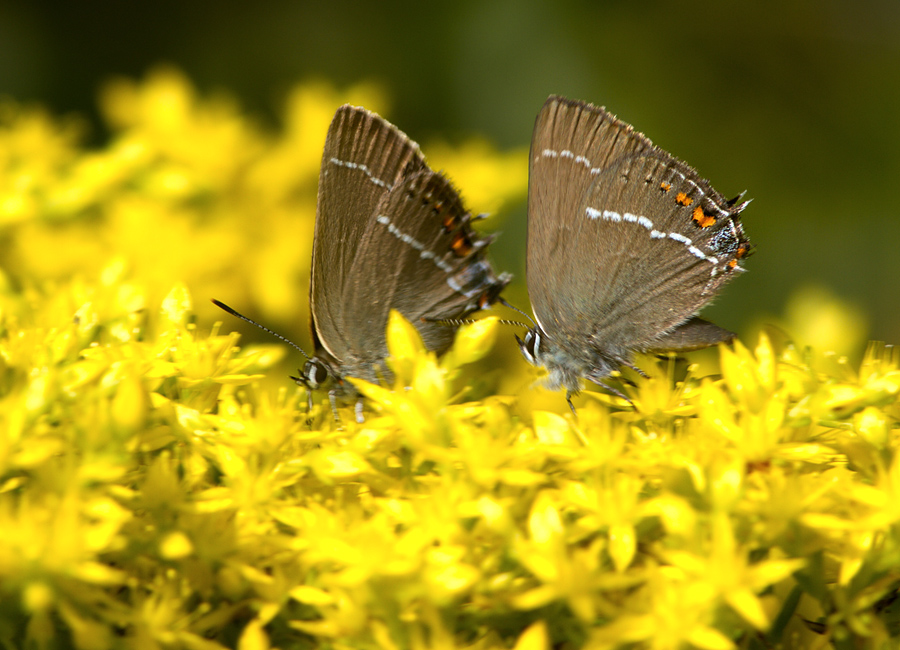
[1,68,899,650]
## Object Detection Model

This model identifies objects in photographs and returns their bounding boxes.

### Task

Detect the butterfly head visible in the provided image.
[516,327,543,367]
[297,357,332,390]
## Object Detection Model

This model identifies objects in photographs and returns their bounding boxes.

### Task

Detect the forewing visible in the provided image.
[526,96,652,336]
[310,105,427,362]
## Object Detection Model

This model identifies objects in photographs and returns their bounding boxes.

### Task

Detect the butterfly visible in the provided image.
[215,104,509,422]
[517,95,752,413]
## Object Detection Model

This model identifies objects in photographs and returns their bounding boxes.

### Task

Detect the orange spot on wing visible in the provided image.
[675,192,693,206]
[451,232,473,256]
[660,182,672,192]
[692,206,716,228]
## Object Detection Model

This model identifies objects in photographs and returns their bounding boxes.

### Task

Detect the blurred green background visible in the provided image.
[4,0,898,351]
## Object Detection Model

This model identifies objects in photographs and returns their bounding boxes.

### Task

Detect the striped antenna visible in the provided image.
[211,299,311,361]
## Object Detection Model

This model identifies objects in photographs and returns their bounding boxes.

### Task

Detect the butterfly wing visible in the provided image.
[312,105,509,380]
[310,105,427,364]
[527,96,750,366]
[340,169,510,365]
[526,96,652,341]
[576,151,750,354]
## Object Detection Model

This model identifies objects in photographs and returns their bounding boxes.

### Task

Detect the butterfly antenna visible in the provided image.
[211,299,311,360]
[423,315,531,329]
[424,317,479,327]
[498,297,535,328]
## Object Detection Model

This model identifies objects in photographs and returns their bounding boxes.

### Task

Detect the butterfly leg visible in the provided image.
[565,390,578,418]
[620,360,649,379]
[588,378,634,405]
[328,389,344,429]
[354,399,365,424]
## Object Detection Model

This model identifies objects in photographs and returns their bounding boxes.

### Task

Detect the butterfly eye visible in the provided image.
[303,359,329,388]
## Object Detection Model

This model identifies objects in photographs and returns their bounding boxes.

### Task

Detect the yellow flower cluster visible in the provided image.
[1,68,900,649]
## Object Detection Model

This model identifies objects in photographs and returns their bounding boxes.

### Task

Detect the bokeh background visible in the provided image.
[3,0,898,365]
